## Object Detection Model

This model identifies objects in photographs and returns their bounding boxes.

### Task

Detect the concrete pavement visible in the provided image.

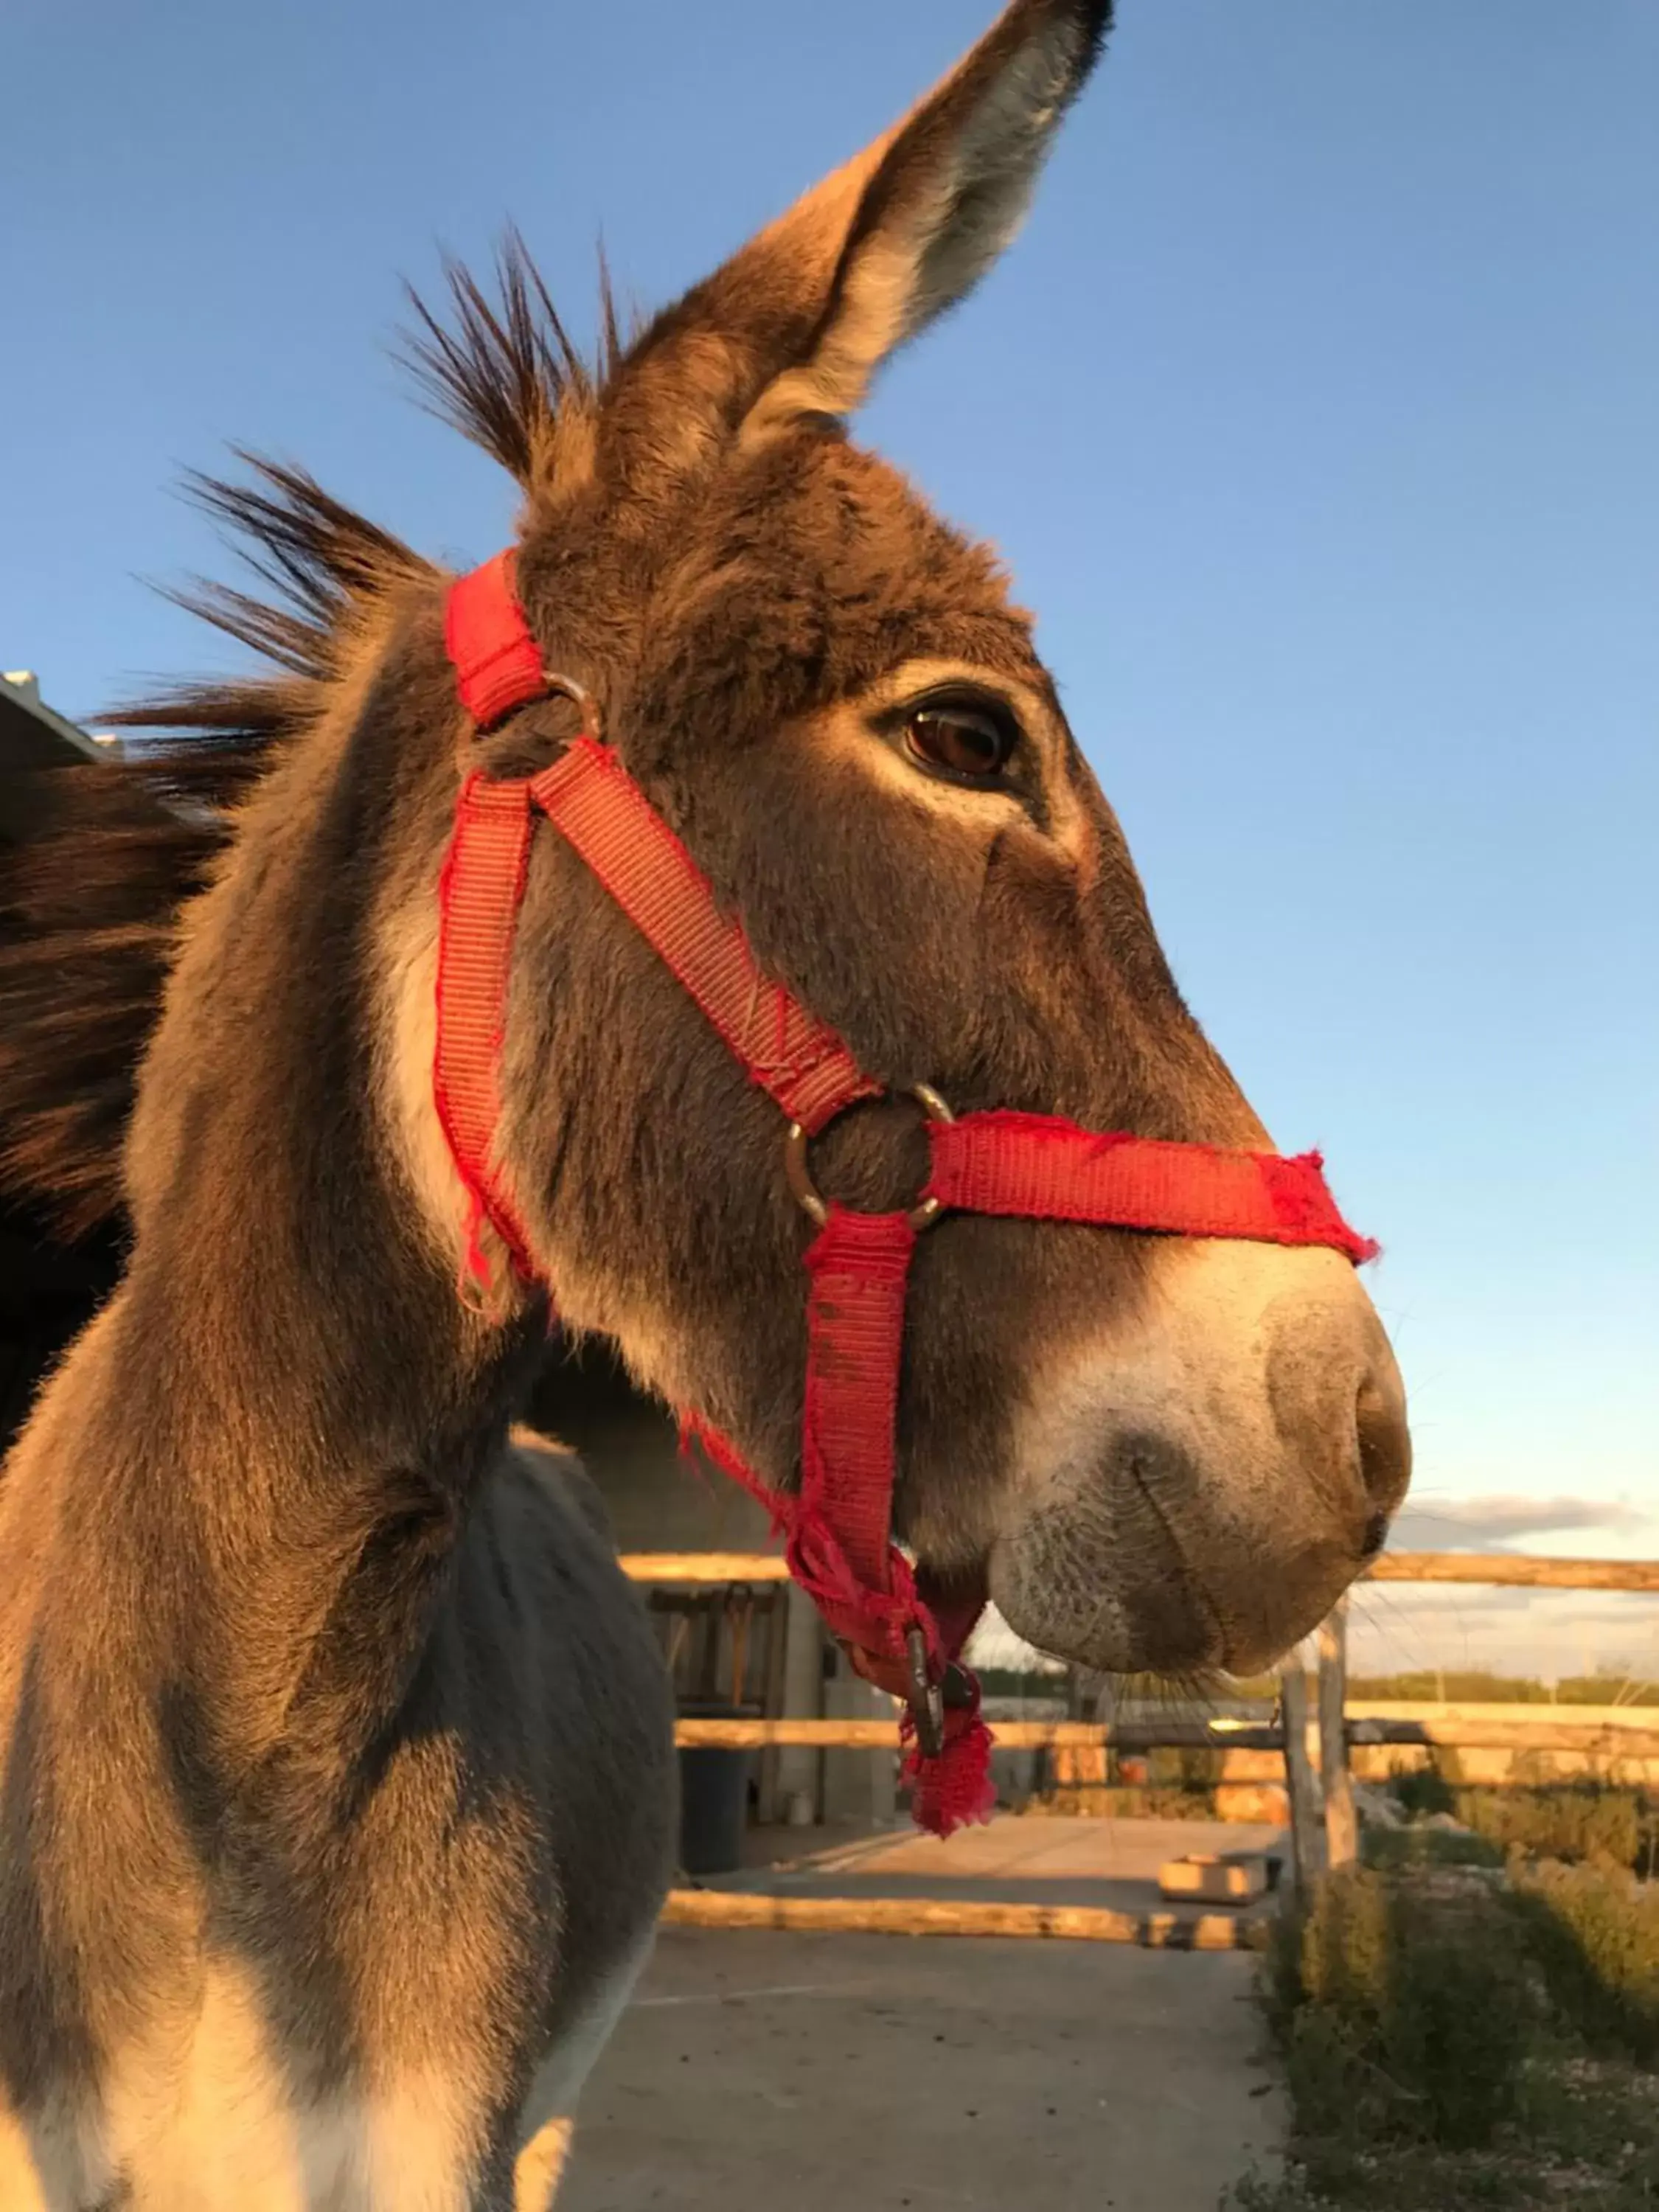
[559,1817,1285,2211]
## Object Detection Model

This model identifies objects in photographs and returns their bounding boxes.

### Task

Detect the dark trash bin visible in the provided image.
[677,1705,752,1877]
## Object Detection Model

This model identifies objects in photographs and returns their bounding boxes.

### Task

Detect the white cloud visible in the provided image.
[967,1606,1065,1674]
[1391,1493,1651,1548]
[1348,1583,1659,1681]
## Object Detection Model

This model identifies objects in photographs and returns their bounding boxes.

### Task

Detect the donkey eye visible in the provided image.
[902,696,1018,785]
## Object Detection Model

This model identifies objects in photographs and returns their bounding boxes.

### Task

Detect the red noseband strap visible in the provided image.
[436,554,1380,1837]
[927,1113,1379,1265]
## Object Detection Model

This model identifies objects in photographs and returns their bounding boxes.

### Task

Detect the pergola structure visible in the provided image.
[0,672,123,1451]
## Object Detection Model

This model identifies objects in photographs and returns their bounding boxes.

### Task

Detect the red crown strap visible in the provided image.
[529,737,880,1134]
[446,552,548,730]
[926,1112,1379,1264]
[434,771,540,1288]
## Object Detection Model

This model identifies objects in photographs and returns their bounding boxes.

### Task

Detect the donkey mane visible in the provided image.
[0,239,601,1239]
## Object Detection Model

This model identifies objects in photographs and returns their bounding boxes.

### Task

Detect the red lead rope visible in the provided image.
[437,554,1379,1837]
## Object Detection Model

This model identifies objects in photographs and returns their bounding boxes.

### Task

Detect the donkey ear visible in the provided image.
[742,0,1113,436]
[608,1,1111,476]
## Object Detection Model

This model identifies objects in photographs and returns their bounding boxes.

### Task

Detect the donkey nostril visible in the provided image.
[1355,1373,1411,1515]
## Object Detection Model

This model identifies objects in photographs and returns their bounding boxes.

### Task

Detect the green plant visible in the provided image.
[1457,1783,1647,1871]
[1152,1742,1225,1791]
[1361,1825,1503,1874]
[1512,1858,1659,2062]
[1241,1865,1659,2210]
[1266,1870,1535,2152]
[1385,1759,1456,1820]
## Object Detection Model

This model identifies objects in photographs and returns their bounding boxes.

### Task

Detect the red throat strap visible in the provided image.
[434,551,1380,1839]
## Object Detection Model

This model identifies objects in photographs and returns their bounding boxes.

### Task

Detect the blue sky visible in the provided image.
[6,3,1656,1665]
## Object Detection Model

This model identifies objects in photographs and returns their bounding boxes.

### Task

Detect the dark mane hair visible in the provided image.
[0,239,604,1239]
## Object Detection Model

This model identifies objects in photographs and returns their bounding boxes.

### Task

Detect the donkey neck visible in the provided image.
[44,634,549,1682]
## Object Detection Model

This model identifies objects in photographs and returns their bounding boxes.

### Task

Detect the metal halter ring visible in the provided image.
[784,1083,955,1235]
[541,669,602,742]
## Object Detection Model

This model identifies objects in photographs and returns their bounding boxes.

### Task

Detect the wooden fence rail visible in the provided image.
[622,1553,792,1584]
[662,1891,1265,1949]
[672,1714,1659,1756]
[624,1550,1659,1593]
[633,1547,1659,1930]
[1363,1554,1659,1593]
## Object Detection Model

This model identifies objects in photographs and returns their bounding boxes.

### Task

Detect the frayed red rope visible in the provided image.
[677,1411,793,1538]
[678,1408,995,1837]
[902,1697,997,1840]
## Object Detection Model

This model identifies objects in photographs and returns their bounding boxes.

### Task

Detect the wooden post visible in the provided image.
[754,1587,789,1826]
[1279,1659,1323,1896]
[1317,1599,1357,1871]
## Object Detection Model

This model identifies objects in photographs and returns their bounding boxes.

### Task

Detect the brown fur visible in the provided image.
[0,5,1408,2205]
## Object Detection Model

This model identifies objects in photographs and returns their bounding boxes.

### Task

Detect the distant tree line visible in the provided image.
[1349,1669,1659,1706]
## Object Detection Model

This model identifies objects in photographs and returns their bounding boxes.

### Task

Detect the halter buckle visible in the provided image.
[785,1082,954,1235]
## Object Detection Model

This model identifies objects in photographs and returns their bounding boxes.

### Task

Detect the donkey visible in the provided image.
[0,1,1410,2205]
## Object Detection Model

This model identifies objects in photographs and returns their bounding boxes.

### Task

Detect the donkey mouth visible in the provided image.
[914,1557,992,1650]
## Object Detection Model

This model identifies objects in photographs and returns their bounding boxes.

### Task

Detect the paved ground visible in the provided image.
[715,1812,1289,1910]
[559,1818,1286,2211]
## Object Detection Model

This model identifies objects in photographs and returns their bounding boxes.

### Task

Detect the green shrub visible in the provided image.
[1384,1770,1658,1875]
[1104,1783,1214,1820]
[1169,1743,1225,1790]
[1386,1759,1456,1820]
[1248,1863,1659,2208]
[1512,1859,1659,2062]
[1458,1784,1646,1871]
[1267,1870,1535,2151]
[1362,1825,1503,1874]
[1381,1888,1535,2147]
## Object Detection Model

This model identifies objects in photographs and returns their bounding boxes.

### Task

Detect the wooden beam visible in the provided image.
[1279,1664,1323,1893]
[622,1554,791,1585]
[660,1890,1266,1949]
[1364,1553,1659,1593]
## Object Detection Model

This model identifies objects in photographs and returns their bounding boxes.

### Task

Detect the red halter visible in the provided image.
[437,550,1379,1837]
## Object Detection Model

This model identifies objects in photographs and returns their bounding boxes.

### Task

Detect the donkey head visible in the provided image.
[367,0,1413,1676]
[226,0,1397,1680]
